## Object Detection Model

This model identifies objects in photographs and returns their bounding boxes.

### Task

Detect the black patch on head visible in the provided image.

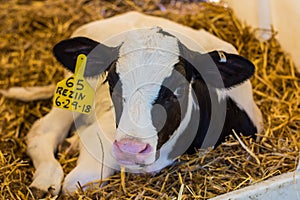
[183,77,216,154]
[152,59,191,150]
[106,62,123,126]
[152,85,181,150]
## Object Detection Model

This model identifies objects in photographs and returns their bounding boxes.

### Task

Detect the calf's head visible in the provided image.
[53,27,255,170]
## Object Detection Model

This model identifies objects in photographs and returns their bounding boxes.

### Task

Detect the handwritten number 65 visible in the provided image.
[66,77,84,90]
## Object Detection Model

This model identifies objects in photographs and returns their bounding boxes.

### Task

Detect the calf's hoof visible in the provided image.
[29,186,57,199]
[29,161,64,197]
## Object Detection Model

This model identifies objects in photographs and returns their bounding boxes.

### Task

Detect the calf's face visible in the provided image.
[53,27,255,169]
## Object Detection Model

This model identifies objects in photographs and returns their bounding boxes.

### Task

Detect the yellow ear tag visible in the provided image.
[53,54,95,114]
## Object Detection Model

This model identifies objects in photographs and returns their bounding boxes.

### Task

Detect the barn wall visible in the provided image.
[225,0,300,71]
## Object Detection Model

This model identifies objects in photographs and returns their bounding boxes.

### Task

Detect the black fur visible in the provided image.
[151,61,191,150]
[178,42,255,89]
[53,37,119,77]
[106,63,123,126]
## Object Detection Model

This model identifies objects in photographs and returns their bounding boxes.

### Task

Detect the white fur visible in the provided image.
[26,108,74,195]
[8,11,263,196]
[0,85,55,101]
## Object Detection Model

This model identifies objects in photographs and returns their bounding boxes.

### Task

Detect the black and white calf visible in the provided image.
[4,12,263,196]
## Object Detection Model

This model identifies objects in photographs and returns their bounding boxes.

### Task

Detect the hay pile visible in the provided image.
[0,0,299,199]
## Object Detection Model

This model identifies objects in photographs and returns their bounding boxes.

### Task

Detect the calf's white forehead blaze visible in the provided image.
[115,27,180,139]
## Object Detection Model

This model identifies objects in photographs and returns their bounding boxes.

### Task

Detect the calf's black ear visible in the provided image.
[53,37,119,77]
[179,43,255,88]
[204,51,255,88]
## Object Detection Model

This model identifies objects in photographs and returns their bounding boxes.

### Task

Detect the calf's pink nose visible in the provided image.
[114,139,150,154]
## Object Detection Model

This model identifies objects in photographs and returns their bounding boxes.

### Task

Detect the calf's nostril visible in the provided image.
[139,144,151,154]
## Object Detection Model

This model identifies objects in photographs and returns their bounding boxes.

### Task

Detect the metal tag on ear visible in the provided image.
[217,51,227,63]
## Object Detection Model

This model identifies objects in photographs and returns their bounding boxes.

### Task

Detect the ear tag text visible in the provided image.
[53,54,95,114]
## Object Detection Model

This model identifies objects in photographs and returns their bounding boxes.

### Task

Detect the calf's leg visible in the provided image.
[62,121,117,194]
[26,107,75,197]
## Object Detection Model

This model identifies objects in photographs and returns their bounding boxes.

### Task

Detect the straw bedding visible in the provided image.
[0,0,299,199]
